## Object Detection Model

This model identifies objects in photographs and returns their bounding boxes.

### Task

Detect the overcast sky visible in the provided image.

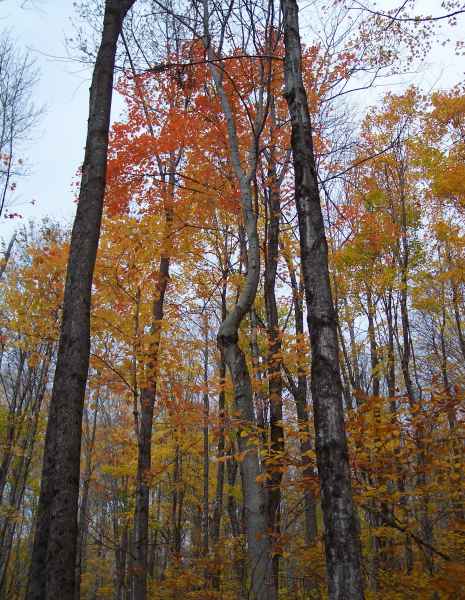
[0,0,463,244]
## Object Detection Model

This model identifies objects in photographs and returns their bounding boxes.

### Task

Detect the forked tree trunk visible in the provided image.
[281,1,365,597]
[26,3,136,598]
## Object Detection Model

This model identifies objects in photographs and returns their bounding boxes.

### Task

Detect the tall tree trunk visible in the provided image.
[202,0,276,595]
[281,1,364,597]
[211,283,227,548]
[202,315,210,559]
[383,290,396,401]
[133,234,171,600]
[26,3,136,598]
[75,395,100,599]
[226,447,247,599]
[0,351,50,595]
[450,276,465,362]
[264,104,284,589]
[282,245,318,545]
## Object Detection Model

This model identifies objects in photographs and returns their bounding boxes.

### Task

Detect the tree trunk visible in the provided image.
[26,3,136,598]
[283,247,318,546]
[366,288,380,397]
[211,284,227,548]
[203,0,276,594]
[75,395,100,599]
[202,316,210,559]
[281,1,365,597]
[133,243,170,600]
[264,109,284,588]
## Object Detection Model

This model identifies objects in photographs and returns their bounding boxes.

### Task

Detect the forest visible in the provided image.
[0,0,464,599]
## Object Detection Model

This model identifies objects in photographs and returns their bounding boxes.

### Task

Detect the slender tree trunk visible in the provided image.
[75,396,100,599]
[115,520,129,600]
[282,246,318,545]
[384,291,396,401]
[226,448,247,599]
[281,1,364,597]
[202,1,275,595]
[26,3,135,598]
[366,288,380,397]
[450,278,465,362]
[133,243,171,600]
[264,114,284,588]
[211,284,227,549]
[202,316,210,559]
[0,353,49,595]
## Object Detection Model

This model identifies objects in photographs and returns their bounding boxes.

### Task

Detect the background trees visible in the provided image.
[0,1,464,599]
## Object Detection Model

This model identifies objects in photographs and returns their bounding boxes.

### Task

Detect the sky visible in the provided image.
[0,0,464,245]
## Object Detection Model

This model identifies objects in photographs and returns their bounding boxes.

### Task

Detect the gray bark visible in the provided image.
[202,1,276,596]
[26,3,136,598]
[281,0,365,597]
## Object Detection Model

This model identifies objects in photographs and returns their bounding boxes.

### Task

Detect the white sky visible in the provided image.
[0,0,463,244]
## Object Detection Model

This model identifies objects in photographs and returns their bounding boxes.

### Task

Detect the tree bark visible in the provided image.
[283,245,318,546]
[202,1,276,595]
[211,284,227,550]
[202,316,210,559]
[133,242,170,600]
[75,395,100,599]
[26,3,136,599]
[281,1,365,597]
[264,106,284,588]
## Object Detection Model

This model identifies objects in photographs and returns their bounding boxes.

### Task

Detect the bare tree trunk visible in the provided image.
[133,242,170,600]
[383,291,396,401]
[211,284,227,549]
[281,1,364,597]
[202,1,276,595]
[75,395,100,599]
[226,448,246,599]
[264,107,284,588]
[26,3,136,598]
[283,246,318,546]
[115,520,129,600]
[0,351,50,595]
[202,316,210,559]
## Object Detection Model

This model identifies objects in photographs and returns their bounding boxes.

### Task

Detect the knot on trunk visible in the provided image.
[217,330,238,349]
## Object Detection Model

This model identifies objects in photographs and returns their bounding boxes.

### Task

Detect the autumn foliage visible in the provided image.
[0,7,465,600]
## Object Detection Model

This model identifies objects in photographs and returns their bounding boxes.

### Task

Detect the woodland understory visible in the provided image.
[0,1,464,599]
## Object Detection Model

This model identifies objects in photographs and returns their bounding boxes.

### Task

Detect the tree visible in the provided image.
[0,30,41,218]
[281,0,365,597]
[26,2,137,598]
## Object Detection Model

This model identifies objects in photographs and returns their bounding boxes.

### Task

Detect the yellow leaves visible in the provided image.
[28,352,40,368]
